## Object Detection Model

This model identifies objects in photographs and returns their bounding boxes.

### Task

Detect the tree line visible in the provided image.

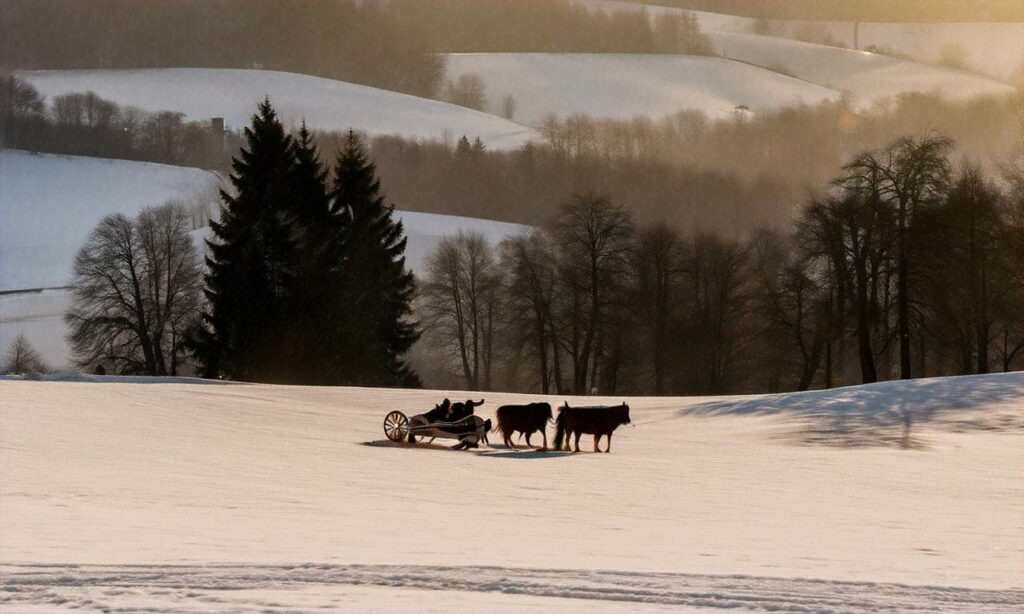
[1,76,237,170]
[62,100,420,385]
[12,109,1023,391]
[417,136,1023,395]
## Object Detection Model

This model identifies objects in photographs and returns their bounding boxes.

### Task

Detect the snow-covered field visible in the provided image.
[1,373,1022,612]
[444,53,841,123]
[576,0,1024,82]
[18,68,540,150]
[0,151,528,369]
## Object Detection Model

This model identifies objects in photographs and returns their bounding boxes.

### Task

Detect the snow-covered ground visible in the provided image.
[0,151,528,369]
[17,68,540,150]
[1,373,1021,612]
[576,0,1024,82]
[444,53,841,124]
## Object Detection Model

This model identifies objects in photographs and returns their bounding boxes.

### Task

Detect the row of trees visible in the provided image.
[1,77,235,169]
[419,137,1022,395]
[369,93,1021,235]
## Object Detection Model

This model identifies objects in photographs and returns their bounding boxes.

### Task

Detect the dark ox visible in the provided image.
[552,402,631,453]
[494,402,552,450]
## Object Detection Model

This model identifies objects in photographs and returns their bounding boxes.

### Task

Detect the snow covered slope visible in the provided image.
[1,373,1021,612]
[0,151,528,369]
[444,53,841,124]
[0,150,221,293]
[709,31,1016,109]
[18,68,540,150]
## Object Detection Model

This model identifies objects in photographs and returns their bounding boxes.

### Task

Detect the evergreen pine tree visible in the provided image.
[285,122,333,382]
[191,99,299,382]
[325,130,421,387]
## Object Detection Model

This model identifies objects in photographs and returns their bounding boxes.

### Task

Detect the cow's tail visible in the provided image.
[553,412,565,450]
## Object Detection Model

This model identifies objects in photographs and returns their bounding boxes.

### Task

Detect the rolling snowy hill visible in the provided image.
[18,68,541,150]
[0,151,528,369]
[0,372,1021,612]
[577,0,1024,82]
[709,31,1016,108]
[443,53,841,124]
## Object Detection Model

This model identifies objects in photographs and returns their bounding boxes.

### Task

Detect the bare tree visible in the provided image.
[66,202,202,375]
[0,75,45,147]
[3,335,48,374]
[501,231,562,393]
[422,232,502,390]
[996,155,1024,371]
[554,194,631,394]
[749,230,825,391]
[839,134,951,379]
[676,233,752,394]
[443,74,487,111]
[628,222,683,394]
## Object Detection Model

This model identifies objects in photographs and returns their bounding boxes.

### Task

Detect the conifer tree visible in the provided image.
[325,131,421,386]
[191,99,299,381]
[285,123,333,382]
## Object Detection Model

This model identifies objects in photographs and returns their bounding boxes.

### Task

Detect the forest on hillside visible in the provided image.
[5,73,1019,238]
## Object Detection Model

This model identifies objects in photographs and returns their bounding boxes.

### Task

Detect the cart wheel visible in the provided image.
[384,411,408,442]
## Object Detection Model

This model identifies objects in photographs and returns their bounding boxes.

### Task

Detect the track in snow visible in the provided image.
[3,564,1021,613]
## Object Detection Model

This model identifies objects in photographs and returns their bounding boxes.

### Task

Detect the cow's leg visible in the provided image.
[541,430,548,451]
[505,433,515,449]
[593,434,601,453]
[605,433,612,453]
[573,432,582,453]
[525,432,533,448]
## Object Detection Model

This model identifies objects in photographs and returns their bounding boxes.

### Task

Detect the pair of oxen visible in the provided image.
[409,399,631,453]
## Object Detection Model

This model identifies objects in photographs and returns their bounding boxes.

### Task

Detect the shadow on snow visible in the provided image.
[677,372,1023,449]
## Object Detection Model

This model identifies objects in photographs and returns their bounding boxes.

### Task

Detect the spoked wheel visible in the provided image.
[384,410,409,442]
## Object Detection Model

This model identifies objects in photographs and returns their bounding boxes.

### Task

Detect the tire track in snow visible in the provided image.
[2,564,1021,613]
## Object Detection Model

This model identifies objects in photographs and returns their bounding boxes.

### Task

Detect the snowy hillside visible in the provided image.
[576,0,1024,82]
[710,31,1016,108]
[0,151,528,369]
[0,150,221,292]
[444,53,841,124]
[18,68,541,150]
[1,372,1021,612]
